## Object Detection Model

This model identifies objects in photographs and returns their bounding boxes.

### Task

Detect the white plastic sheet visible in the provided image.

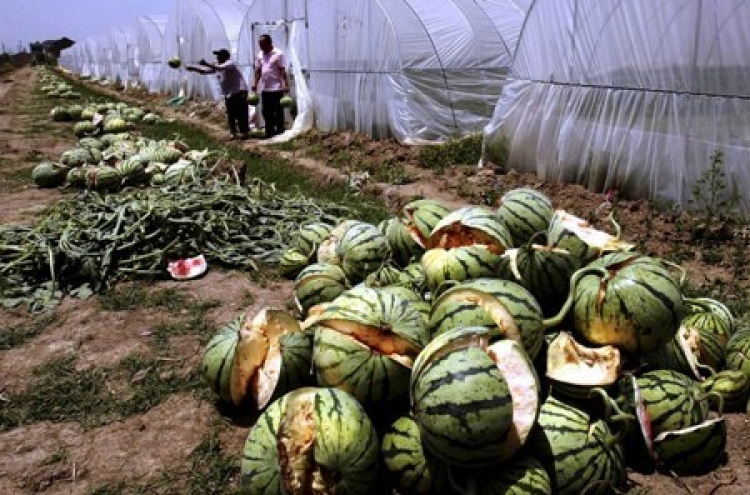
[107,27,137,87]
[135,16,168,93]
[59,0,529,143]
[484,0,750,215]
[239,0,526,143]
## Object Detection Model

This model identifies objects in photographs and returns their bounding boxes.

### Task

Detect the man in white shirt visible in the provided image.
[251,34,290,139]
[187,48,250,140]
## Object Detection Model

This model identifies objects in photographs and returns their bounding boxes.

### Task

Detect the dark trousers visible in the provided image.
[225,90,249,136]
[261,90,285,138]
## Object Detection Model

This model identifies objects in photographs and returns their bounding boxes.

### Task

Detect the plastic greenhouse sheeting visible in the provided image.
[135,15,168,93]
[240,0,525,143]
[107,26,137,87]
[162,0,251,100]
[483,0,750,215]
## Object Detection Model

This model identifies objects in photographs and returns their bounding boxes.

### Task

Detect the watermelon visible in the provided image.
[402,199,452,248]
[381,414,449,494]
[700,370,750,412]
[556,252,684,353]
[410,326,540,467]
[335,221,391,283]
[547,209,634,264]
[240,387,379,494]
[426,205,512,253]
[201,315,242,402]
[420,245,502,293]
[653,417,727,475]
[229,308,313,410]
[311,285,429,406]
[525,394,627,495]
[496,187,554,247]
[546,331,621,401]
[428,278,546,361]
[293,262,349,315]
[32,161,69,188]
[280,95,294,108]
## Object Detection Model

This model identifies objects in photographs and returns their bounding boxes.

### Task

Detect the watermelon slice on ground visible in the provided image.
[167,255,208,280]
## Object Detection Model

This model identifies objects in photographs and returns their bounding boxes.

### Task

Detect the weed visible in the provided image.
[417,133,482,173]
[99,284,189,313]
[115,354,206,416]
[0,351,206,431]
[369,159,414,185]
[150,297,219,348]
[688,150,742,242]
[41,445,70,466]
[0,313,56,350]
[0,354,117,430]
[184,430,240,494]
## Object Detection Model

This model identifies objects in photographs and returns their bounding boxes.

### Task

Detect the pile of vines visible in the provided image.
[0,178,349,311]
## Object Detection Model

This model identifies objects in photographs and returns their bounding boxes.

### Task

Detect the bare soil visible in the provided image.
[0,65,748,494]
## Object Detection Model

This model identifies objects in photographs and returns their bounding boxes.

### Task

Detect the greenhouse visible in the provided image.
[483,0,750,214]
[162,0,250,99]
[135,15,168,93]
[239,0,527,142]
[106,26,137,88]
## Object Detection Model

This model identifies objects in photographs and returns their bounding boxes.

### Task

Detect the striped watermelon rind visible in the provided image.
[621,369,709,437]
[293,262,349,315]
[240,387,379,494]
[426,205,513,252]
[336,221,391,283]
[653,417,727,475]
[201,315,242,402]
[381,414,449,494]
[312,285,428,406]
[454,453,552,495]
[420,245,502,294]
[724,327,750,377]
[570,252,684,353]
[700,370,750,413]
[526,395,627,495]
[496,187,554,248]
[410,326,538,468]
[428,278,545,361]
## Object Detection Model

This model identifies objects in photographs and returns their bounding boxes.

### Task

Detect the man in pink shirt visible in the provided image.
[188,48,250,140]
[252,34,290,139]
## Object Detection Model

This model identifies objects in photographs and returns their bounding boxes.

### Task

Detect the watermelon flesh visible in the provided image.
[167,255,207,280]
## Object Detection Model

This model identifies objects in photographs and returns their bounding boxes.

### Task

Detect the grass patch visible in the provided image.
[114,353,207,416]
[183,431,240,494]
[0,352,205,431]
[0,313,56,350]
[99,284,190,313]
[0,354,118,430]
[150,298,220,348]
[417,133,483,173]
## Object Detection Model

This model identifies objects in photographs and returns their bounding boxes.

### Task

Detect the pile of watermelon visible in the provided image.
[202,189,750,494]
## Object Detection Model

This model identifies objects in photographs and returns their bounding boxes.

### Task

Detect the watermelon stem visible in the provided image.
[542,266,607,329]
[589,387,634,445]
[660,259,687,288]
[698,390,725,416]
[605,211,623,239]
